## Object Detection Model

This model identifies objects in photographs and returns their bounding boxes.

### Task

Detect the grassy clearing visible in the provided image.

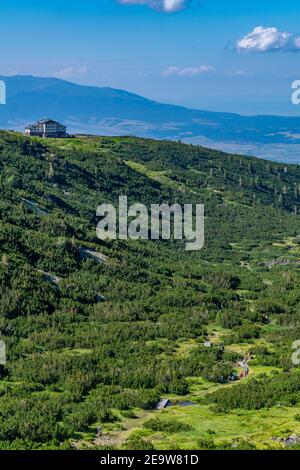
[97,366,284,450]
[174,339,198,358]
[145,403,300,450]
[124,160,197,194]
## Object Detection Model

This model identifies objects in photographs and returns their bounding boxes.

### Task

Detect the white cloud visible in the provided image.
[117,0,190,13]
[54,66,89,78]
[236,26,300,53]
[162,65,216,77]
[294,37,300,49]
[234,69,247,76]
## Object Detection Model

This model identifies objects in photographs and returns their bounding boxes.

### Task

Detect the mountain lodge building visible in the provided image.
[24,119,67,138]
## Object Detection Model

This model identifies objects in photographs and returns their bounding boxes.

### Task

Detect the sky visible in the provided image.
[1,0,300,115]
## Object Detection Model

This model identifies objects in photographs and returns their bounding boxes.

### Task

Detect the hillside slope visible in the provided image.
[1,132,300,450]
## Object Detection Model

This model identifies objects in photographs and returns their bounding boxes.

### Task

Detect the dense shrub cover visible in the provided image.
[0,132,300,448]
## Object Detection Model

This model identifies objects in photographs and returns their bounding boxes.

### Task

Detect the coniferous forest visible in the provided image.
[1,131,300,450]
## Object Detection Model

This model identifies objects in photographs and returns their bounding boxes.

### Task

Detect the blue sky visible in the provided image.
[1,0,300,114]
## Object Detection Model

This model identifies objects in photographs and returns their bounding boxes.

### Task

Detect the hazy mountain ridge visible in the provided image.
[1,75,300,163]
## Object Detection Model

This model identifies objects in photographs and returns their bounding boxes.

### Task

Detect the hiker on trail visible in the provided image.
[239,371,244,380]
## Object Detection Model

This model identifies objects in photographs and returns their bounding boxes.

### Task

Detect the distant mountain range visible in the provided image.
[1,75,300,163]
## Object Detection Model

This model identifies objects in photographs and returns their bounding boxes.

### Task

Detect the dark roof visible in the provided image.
[24,118,65,126]
[36,118,62,125]
[24,118,66,130]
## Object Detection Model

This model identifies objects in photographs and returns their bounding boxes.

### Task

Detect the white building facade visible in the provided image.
[24,119,67,138]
